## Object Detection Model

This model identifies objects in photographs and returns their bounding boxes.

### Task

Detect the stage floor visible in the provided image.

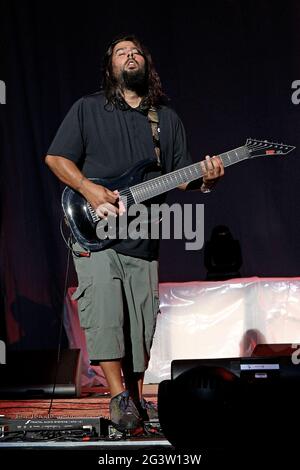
[0,384,171,450]
[0,384,158,419]
[0,384,294,468]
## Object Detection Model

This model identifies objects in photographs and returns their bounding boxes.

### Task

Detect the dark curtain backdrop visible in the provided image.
[1,0,300,349]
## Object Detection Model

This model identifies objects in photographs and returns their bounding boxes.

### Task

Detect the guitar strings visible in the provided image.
[87,141,292,211]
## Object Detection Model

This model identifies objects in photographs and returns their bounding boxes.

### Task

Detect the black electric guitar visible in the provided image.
[62,139,295,251]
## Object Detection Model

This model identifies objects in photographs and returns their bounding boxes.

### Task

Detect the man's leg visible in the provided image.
[120,254,160,420]
[101,359,143,431]
[72,248,143,430]
[122,361,144,402]
[100,355,144,402]
[99,360,124,398]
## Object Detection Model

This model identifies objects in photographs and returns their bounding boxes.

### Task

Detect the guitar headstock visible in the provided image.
[246,138,295,158]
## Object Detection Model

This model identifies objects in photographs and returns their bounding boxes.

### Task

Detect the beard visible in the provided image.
[120,66,148,95]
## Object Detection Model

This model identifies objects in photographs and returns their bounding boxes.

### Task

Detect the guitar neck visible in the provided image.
[129,145,250,203]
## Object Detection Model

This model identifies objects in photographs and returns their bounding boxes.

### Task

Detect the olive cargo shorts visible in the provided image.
[72,247,160,373]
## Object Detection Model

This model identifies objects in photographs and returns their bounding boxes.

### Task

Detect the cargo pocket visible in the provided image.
[71,276,95,328]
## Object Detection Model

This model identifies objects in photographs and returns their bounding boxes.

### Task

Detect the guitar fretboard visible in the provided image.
[129,145,250,203]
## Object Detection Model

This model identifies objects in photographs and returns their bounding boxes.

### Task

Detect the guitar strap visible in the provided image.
[147,106,161,167]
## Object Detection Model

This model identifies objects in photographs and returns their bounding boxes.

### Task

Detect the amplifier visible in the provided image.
[0,417,109,437]
[0,349,82,398]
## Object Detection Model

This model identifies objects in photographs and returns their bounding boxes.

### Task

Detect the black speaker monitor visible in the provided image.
[158,354,300,450]
[0,349,82,397]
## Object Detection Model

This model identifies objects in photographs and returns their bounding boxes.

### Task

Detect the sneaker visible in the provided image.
[110,390,143,432]
[140,397,159,422]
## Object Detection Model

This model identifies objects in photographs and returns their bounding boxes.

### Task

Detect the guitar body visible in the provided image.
[62,158,158,251]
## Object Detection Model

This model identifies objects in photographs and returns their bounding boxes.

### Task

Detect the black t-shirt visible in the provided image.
[47,91,193,260]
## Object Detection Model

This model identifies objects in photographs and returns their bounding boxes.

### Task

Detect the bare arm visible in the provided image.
[45,155,122,216]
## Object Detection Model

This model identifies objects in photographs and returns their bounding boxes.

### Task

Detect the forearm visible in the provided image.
[45,155,93,196]
[45,155,119,210]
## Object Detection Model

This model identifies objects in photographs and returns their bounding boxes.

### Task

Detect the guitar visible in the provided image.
[62,139,295,251]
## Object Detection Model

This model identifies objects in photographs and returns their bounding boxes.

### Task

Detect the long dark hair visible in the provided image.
[101,34,167,108]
